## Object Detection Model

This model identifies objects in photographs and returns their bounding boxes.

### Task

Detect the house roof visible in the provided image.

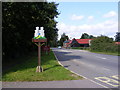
[64,38,92,45]
[64,41,69,43]
[75,39,92,44]
[63,40,71,43]
[115,42,120,45]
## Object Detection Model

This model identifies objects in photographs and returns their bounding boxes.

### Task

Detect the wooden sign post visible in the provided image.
[32,26,47,72]
[32,39,47,72]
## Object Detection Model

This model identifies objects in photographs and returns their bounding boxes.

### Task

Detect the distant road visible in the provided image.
[52,48,120,88]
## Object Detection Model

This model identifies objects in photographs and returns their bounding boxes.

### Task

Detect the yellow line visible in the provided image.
[95,77,119,87]
[111,75,120,80]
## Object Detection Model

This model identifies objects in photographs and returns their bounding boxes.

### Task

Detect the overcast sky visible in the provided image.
[49,1,118,40]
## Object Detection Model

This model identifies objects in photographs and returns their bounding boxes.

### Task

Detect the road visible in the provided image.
[52,48,120,88]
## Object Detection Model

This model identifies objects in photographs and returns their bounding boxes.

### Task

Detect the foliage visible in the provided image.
[2,50,83,81]
[90,35,119,54]
[115,32,120,42]
[80,33,95,39]
[2,2,59,61]
[59,33,69,46]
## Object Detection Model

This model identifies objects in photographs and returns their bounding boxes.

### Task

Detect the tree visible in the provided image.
[115,32,120,42]
[59,33,69,46]
[2,2,59,61]
[90,35,114,52]
[89,35,95,39]
[80,33,95,39]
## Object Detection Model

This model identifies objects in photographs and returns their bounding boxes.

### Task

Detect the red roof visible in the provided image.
[64,39,92,45]
[115,42,120,45]
[76,39,92,44]
[68,40,72,44]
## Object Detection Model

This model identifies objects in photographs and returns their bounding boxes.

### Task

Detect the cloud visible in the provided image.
[57,19,118,40]
[88,16,94,20]
[71,14,84,20]
[103,11,117,18]
[87,16,94,22]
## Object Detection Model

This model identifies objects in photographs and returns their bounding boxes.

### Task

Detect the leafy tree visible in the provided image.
[89,35,95,39]
[59,33,69,46]
[80,33,95,39]
[115,32,120,42]
[80,33,89,39]
[2,2,59,61]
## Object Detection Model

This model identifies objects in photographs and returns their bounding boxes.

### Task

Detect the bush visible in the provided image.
[90,35,119,54]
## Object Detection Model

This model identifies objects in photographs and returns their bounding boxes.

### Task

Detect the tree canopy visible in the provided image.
[2,2,59,61]
[80,33,95,39]
[115,32,120,42]
[59,33,69,46]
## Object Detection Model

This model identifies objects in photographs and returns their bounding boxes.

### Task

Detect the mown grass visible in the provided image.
[2,50,83,81]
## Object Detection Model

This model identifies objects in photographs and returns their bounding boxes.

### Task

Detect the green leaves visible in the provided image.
[59,33,69,46]
[115,32,120,42]
[3,2,59,61]
[90,35,119,53]
[80,33,95,39]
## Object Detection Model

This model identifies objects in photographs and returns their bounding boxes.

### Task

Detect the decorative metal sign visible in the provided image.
[34,27,46,39]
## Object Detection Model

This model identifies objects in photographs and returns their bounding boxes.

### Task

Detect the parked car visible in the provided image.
[58,46,62,49]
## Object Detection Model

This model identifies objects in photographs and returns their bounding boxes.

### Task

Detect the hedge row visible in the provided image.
[90,43,120,53]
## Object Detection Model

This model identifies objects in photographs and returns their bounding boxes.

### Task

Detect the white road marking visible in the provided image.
[79,50,89,52]
[59,49,72,52]
[96,56,107,60]
[102,58,107,59]
[102,67,111,71]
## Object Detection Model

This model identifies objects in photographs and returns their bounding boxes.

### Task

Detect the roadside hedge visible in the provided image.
[90,35,120,54]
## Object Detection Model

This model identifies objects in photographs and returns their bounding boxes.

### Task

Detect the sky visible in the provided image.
[48,1,118,40]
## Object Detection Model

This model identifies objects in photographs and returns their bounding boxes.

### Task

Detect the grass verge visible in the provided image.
[90,51,120,56]
[2,50,83,81]
[71,47,119,56]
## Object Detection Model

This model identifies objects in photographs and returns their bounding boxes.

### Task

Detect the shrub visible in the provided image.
[90,35,119,53]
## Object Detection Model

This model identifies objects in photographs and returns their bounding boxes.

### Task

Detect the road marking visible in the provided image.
[102,67,111,71]
[95,75,120,87]
[102,58,107,59]
[69,70,109,88]
[111,75,120,80]
[96,56,107,59]
[79,50,89,52]
[59,49,73,52]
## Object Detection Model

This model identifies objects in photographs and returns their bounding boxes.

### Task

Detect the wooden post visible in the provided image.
[36,42,43,72]
[32,38,47,72]
[38,42,40,66]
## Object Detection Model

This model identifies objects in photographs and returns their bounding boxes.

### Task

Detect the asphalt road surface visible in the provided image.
[52,48,120,88]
